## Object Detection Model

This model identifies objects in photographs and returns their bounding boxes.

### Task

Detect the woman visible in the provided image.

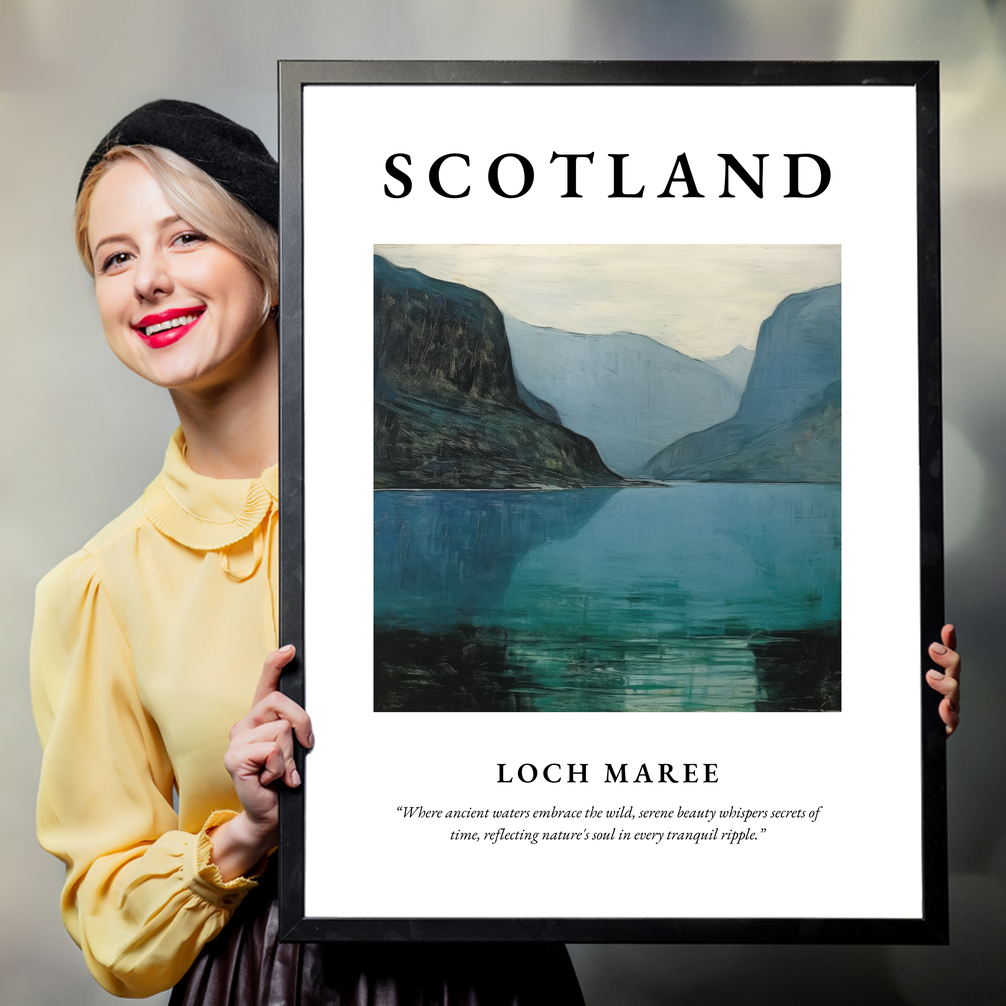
[32,98,962,1002]
[31,100,585,1003]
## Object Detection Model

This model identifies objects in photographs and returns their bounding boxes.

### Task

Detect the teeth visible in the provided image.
[142,313,199,337]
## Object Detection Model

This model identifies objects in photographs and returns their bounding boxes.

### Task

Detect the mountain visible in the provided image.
[705,345,755,390]
[503,317,743,478]
[641,284,841,483]
[374,256,621,489]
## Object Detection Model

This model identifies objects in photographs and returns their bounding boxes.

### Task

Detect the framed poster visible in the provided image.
[277,61,946,943]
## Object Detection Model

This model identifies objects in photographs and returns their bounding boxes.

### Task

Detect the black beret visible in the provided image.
[78,99,278,228]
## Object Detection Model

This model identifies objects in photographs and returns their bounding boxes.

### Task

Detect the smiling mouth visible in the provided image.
[142,313,199,337]
[134,307,206,338]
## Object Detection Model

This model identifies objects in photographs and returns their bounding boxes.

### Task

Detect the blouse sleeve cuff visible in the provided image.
[182,810,269,909]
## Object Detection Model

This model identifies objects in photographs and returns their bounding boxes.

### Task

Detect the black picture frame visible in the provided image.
[277,60,945,944]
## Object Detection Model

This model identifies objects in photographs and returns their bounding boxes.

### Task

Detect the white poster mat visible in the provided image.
[300,84,919,920]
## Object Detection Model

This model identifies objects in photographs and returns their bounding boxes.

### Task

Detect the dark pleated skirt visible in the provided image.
[169,869,584,1006]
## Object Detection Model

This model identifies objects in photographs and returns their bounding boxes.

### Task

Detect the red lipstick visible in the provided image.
[133,306,205,349]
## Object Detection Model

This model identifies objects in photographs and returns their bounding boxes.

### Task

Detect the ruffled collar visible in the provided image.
[143,428,278,551]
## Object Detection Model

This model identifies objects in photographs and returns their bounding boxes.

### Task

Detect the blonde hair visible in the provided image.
[75,145,278,322]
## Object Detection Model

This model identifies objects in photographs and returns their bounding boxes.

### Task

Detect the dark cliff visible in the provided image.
[374,256,621,489]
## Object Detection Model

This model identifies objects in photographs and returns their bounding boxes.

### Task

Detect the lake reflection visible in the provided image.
[374,484,840,712]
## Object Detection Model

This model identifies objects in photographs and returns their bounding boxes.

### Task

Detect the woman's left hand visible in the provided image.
[926,624,961,737]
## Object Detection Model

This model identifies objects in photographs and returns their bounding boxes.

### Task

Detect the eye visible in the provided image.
[100,251,132,274]
[172,230,208,249]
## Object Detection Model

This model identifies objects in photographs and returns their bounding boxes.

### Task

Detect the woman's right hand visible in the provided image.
[209,645,314,881]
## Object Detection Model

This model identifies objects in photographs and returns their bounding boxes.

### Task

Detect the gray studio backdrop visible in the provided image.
[1,2,1003,1004]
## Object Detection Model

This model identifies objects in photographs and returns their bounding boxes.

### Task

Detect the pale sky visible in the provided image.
[375,244,841,359]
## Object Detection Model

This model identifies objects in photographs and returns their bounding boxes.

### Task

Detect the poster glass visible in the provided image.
[278,61,945,943]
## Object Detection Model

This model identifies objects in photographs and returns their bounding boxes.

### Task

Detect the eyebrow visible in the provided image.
[91,215,185,258]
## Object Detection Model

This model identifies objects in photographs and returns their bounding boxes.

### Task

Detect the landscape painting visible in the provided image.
[373,245,841,713]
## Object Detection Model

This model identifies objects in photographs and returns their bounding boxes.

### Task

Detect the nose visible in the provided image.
[133,247,173,303]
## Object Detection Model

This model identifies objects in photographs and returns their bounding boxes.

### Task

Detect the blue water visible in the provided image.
[374,484,841,712]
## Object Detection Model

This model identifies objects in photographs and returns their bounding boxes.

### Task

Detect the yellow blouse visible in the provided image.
[31,428,279,998]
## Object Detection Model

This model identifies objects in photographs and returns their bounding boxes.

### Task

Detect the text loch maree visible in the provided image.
[497,762,720,784]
